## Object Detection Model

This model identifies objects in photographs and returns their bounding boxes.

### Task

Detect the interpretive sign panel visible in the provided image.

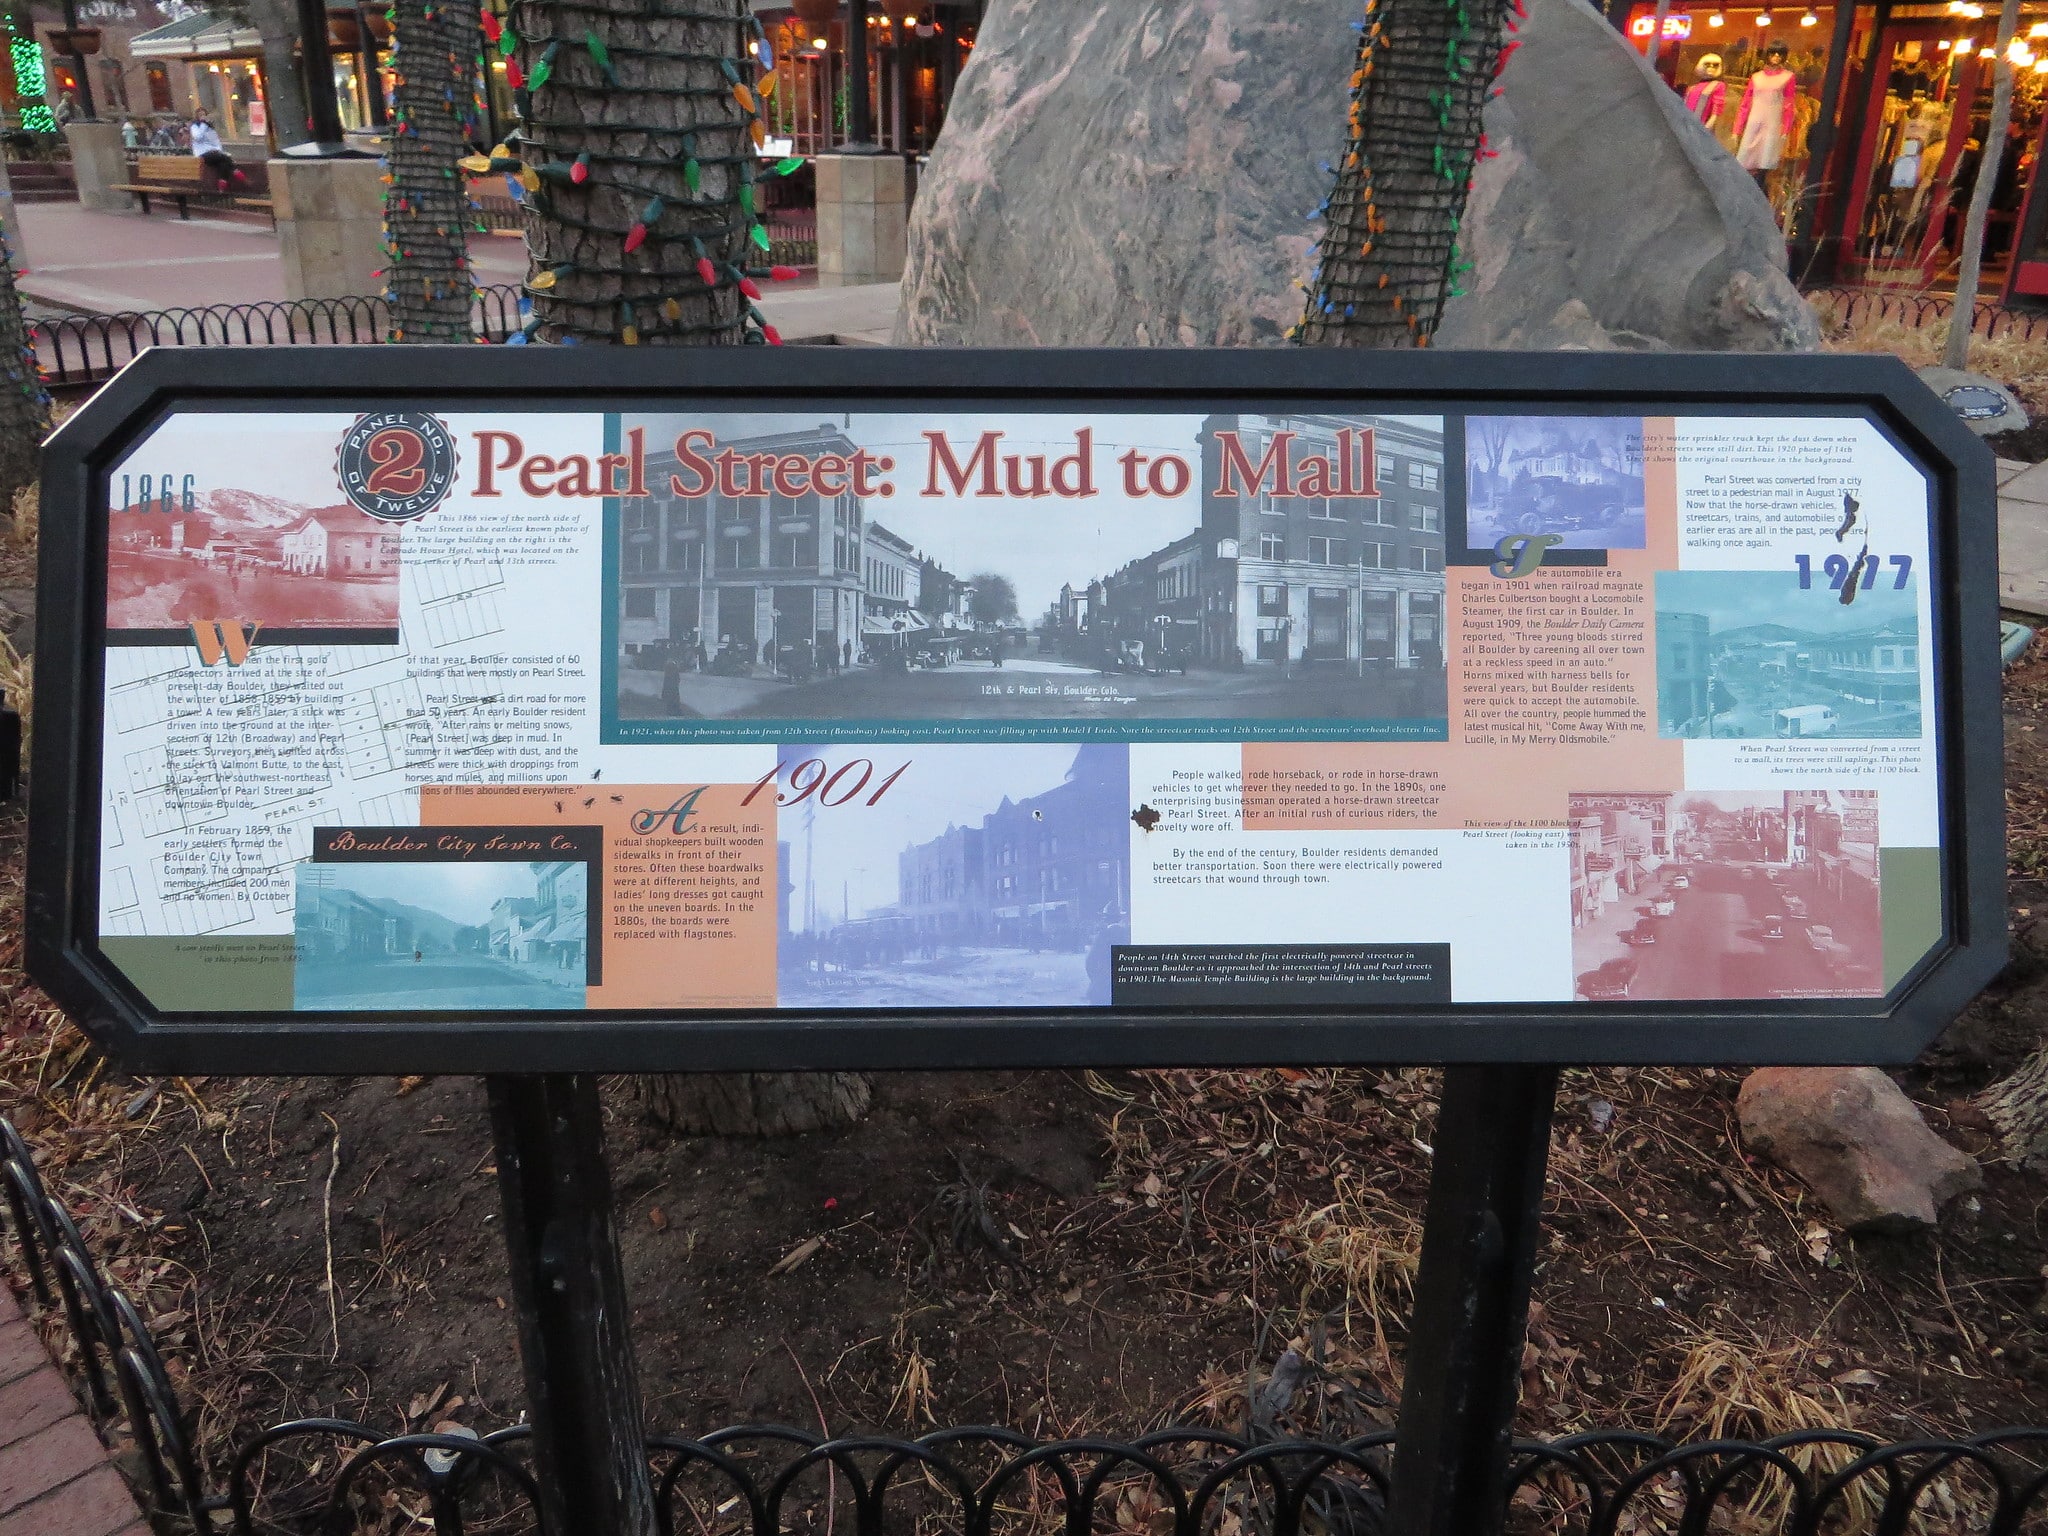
[28,349,2003,1072]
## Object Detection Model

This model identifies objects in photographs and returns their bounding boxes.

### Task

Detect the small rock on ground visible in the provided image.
[1737,1066,1982,1234]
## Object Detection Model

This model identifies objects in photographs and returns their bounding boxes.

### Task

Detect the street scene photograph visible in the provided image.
[1655,569,1924,738]
[1463,415,1647,550]
[611,410,1449,735]
[108,487,402,634]
[776,742,1127,1007]
[292,855,589,1010]
[9,0,2048,1525]
[1570,789,1882,1002]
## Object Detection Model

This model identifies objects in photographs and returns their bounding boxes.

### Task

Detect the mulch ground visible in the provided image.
[2,653,2048,1526]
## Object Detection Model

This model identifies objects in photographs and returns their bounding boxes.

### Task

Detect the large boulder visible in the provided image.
[897,0,1820,352]
[1737,1067,1983,1235]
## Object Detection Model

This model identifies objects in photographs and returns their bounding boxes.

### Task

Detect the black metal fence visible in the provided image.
[32,289,530,390]
[5,1106,2046,1534]
[1803,284,2048,344]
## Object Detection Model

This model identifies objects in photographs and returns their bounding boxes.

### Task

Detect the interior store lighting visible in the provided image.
[2032,19,2048,33]
[1756,7,1772,22]
[1707,8,1725,22]
[1957,36,1975,52]
[1801,8,1818,23]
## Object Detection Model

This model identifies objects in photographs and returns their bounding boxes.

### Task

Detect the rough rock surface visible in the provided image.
[1737,1067,1983,1234]
[1914,366,2030,436]
[897,0,1820,352]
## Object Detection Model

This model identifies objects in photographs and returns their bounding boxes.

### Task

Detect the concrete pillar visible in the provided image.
[269,156,385,300]
[64,122,128,213]
[815,152,907,289]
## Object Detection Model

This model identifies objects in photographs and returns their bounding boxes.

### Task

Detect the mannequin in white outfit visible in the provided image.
[1735,42,1799,187]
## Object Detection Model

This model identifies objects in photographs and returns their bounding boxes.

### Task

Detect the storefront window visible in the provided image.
[1626,4,1835,233]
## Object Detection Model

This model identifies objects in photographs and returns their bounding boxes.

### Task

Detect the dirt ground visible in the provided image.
[4,610,2048,1517]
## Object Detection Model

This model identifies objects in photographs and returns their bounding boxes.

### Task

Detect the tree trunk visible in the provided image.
[0,217,50,507]
[507,0,761,344]
[1295,0,1513,347]
[1943,0,2020,370]
[384,0,483,342]
[632,1071,872,1137]
[1980,1044,2048,1165]
[256,24,313,149]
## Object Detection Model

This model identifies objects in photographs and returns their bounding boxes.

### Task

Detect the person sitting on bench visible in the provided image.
[189,108,246,192]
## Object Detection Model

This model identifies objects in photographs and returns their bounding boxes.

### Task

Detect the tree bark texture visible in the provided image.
[1297,0,1514,347]
[506,0,761,344]
[384,0,484,342]
[1980,1044,2048,1165]
[0,223,49,508]
[245,1,313,149]
[631,1071,872,1137]
[1943,0,2019,370]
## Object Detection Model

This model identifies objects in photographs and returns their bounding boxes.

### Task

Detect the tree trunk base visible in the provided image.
[629,1072,872,1136]
[1980,1045,2048,1165]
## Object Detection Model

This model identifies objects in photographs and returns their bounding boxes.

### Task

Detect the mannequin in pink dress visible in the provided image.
[1685,53,1727,128]
[1735,42,1799,186]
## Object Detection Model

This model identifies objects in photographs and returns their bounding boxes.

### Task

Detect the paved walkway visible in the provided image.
[16,202,895,342]
[0,1287,149,1536]
[1996,456,2048,618]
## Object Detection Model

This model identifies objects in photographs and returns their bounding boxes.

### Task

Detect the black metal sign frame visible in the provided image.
[30,347,2006,1075]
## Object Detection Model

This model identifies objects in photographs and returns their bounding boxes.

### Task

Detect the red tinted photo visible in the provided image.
[108,487,400,635]
[1570,789,1882,1002]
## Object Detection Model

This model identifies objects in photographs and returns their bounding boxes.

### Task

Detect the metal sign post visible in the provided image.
[28,346,2006,1535]
[1391,1066,1559,1536]
[487,1074,659,1536]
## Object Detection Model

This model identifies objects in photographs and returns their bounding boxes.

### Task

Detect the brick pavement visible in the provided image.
[15,202,893,341]
[0,1287,149,1536]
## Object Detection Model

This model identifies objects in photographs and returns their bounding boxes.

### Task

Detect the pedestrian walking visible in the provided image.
[661,651,682,715]
[189,107,246,192]
[842,638,853,669]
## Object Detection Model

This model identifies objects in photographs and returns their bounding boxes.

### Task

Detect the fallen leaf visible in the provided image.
[1803,1222,1834,1265]
[1137,1172,1163,1197]
[396,1076,426,1096]
[649,1206,667,1230]
[768,1235,825,1276]
[1833,1368,1884,1388]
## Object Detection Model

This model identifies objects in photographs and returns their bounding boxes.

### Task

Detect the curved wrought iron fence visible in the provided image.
[1803,284,2048,344]
[32,287,529,390]
[4,1105,2046,1534]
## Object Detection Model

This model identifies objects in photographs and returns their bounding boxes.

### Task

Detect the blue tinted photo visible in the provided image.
[1466,416,1647,550]
[777,743,1129,1008]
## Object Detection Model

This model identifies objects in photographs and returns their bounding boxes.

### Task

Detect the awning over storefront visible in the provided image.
[130,12,262,57]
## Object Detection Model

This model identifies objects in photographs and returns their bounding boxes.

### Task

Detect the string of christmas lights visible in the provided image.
[1293,0,1516,348]
[499,0,800,345]
[0,222,52,502]
[380,0,488,342]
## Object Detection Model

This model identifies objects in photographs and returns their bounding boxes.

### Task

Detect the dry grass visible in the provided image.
[1810,294,2048,412]
[1280,1175,1422,1371]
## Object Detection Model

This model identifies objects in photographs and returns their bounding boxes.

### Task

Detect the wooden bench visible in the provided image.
[110,155,208,218]
[108,157,275,221]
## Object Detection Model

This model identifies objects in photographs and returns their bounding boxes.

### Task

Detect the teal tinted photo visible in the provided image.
[1656,570,1922,740]
[293,859,589,1010]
